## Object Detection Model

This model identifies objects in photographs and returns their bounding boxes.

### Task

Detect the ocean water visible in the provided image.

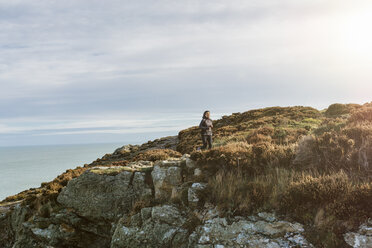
[0,143,124,201]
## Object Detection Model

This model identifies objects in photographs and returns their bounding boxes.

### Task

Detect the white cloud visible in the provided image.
[0,0,371,145]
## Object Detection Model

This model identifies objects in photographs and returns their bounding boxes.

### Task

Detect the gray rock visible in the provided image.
[186,157,196,168]
[181,154,191,160]
[57,169,152,221]
[344,221,372,248]
[141,207,152,221]
[111,221,188,248]
[30,224,56,241]
[188,183,207,207]
[194,168,202,176]
[258,212,277,222]
[1,156,321,248]
[114,144,138,155]
[111,205,188,248]
[151,160,183,200]
[151,205,186,226]
[188,214,313,247]
[130,213,142,227]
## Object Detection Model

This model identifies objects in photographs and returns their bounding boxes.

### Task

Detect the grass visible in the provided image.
[177,106,323,154]
[178,102,372,247]
[2,102,372,247]
[132,148,182,161]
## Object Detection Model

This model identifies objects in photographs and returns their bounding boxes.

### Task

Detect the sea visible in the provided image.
[0,143,125,201]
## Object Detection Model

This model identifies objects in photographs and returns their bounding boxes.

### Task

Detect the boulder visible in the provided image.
[111,205,188,248]
[57,167,152,221]
[113,144,138,155]
[194,168,202,176]
[151,205,186,226]
[151,160,184,200]
[344,220,372,248]
[188,214,313,247]
[186,157,196,169]
[188,183,207,207]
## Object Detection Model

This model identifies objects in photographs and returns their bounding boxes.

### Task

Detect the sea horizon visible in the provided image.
[0,142,131,201]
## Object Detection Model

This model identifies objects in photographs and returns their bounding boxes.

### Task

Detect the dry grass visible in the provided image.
[132,148,182,161]
[206,166,371,247]
[190,141,296,176]
[279,171,353,221]
[2,103,372,247]
[183,103,372,247]
[325,103,360,117]
[177,106,322,154]
[206,167,298,216]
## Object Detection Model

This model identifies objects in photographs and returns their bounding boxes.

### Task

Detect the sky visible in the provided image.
[0,0,372,146]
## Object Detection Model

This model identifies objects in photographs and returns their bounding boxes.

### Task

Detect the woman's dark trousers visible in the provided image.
[201,134,212,150]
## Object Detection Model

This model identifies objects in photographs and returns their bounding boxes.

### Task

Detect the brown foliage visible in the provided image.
[207,168,270,216]
[294,122,372,175]
[279,171,353,222]
[132,149,182,162]
[177,106,321,154]
[190,141,295,175]
[325,103,359,117]
[330,182,372,220]
[348,106,372,124]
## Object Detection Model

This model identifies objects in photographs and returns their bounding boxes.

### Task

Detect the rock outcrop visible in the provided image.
[57,162,153,221]
[111,204,189,248]
[151,159,184,200]
[188,214,312,247]
[0,155,316,248]
[111,201,313,248]
[344,220,372,248]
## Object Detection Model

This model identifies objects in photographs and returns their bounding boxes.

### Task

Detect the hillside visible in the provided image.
[1,102,372,247]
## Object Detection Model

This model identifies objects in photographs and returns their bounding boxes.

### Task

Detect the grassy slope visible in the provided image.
[178,102,372,247]
[1,102,371,247]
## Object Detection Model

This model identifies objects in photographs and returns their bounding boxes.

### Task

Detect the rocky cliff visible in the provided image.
[1,154,371,247]
[0,155,316,248]
[1,103,372,247]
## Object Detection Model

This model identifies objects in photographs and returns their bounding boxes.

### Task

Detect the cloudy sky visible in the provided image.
[1,0,371,146]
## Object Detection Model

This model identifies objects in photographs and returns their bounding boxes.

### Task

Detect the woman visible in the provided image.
[199,110,213,150]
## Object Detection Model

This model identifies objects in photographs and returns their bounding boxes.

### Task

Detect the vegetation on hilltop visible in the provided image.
[177,106,322,154]
[1,102,371,247]
[180,102,372,247]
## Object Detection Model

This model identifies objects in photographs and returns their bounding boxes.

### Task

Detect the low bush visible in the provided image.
[177,106,321,154]
[132,149,182,161]
[348,106,372,123]
[325,103,358,117]
[330,182,372,221]
[279,171,353,223]
[207,168,270,216]
[191,141,296,175]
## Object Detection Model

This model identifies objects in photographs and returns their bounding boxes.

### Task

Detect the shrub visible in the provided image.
[279,171,353,223]
[132,149,182,162]
[313,118,347,135]
[177,106,321,154]
[206,167,300,216]
[190,141,296,175]
[294,122,372,174]
[207,168,271,215]
[293,131,357,172]
[330,182,372,220]
[348,106,372,123]
[325,103,353,117]
[190,142,254,173]
[343,124,372,146]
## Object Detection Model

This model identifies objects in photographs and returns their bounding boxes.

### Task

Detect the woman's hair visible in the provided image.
[203,110,210,118]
